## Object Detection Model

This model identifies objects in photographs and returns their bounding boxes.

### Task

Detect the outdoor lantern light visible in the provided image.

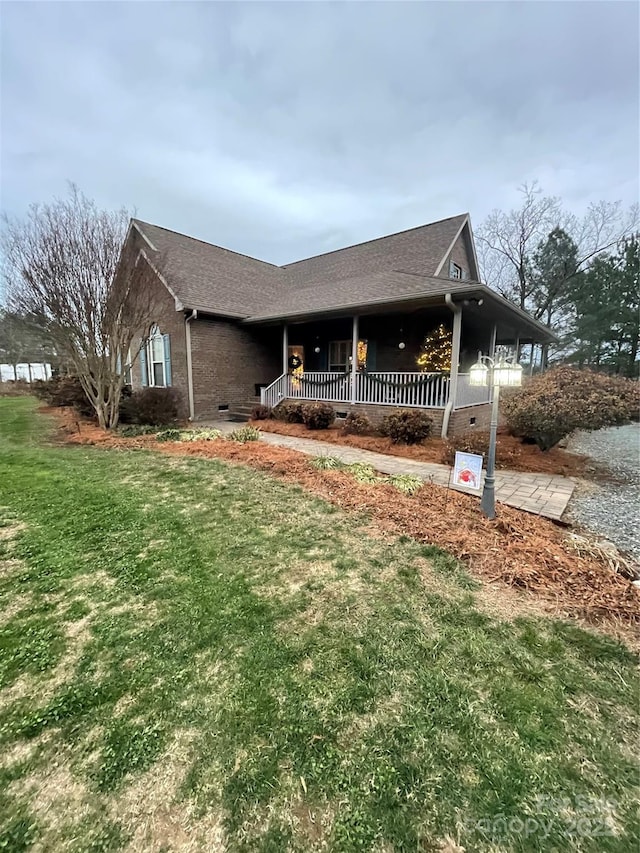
[469,354,489,387]
[314,346,321,354]
[398,342,406,350]
[467,346,523,519]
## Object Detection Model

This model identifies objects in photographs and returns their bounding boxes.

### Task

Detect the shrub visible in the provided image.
[119,387,183,426]
[302,403,336,430]
[156,428,181,442]
[250,404,272,420]
[273,401,305,423]
[379,409,433,444]
[229,425,260,443]
[117,424,159,437]
[501,367,638,451]
[342,411,373,435]
[31,376,94,417]
[440,430,524,469]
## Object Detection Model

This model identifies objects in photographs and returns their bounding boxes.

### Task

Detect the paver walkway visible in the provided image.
[209,422,575,520]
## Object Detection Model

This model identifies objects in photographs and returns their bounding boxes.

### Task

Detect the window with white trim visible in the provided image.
[144,325,171,387]
[449,261,463,280]
[124,348,132,386]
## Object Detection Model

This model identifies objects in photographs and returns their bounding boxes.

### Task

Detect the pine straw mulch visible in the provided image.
[251,419,590,477]
[49,407,640,641]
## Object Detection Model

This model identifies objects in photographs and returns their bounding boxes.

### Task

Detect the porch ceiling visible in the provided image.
[243,280,557,345]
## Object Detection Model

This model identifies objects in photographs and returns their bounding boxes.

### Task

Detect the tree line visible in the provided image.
[476,182,639,376]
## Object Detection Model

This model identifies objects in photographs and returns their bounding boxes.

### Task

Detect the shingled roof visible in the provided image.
[131,213,473,319]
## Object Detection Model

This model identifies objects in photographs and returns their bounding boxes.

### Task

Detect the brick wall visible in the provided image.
[450,403,492,433]
[127,243,189,419]
[191,318,280,419]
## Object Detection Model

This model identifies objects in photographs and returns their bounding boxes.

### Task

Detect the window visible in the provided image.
[449,261,463,280]
[329,340,351,372]
[124,349,132,386]
[142,325,172,387]
[329,340,368,371]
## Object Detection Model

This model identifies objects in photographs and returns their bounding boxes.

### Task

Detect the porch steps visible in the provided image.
[228,396,261,422]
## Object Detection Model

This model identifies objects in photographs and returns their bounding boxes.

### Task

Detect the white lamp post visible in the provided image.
[469,345,523,519]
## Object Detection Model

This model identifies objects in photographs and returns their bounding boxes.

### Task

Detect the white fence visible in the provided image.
[261,371,451,409]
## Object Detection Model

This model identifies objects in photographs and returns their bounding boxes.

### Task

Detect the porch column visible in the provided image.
[350,315,359,404]
[449,307,462,408]
[514,336,520,361]
[489,324,497,358]
[282,324,288,375]
[530,343,536,376]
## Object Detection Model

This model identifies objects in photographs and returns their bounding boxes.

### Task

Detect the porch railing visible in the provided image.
[455,373,492,407]
[261,371,451,409]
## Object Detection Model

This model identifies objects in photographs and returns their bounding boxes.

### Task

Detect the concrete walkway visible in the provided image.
[209,421,575,521]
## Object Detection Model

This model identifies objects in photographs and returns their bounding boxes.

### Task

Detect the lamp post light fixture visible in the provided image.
[469,345,523,519]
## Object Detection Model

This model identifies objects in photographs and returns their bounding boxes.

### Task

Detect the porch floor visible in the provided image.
[204,421,575,521]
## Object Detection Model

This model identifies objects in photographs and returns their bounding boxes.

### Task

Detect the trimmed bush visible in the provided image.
[501,367,638,451]
[302,402,336,430]
[31,376,94,417]
[342,411,373,435]
[229,425,261,443]
[273,401,305,423]
[251,404,272,420]
[379,409,433,444]
[119,387,183,426]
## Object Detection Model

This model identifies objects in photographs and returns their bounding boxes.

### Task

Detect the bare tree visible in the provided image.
[2,185,155,428]
[477,182,639,315]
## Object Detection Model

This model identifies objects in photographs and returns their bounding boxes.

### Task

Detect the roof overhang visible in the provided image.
[242,284,558,344]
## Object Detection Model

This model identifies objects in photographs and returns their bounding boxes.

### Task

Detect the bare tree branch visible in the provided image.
[1,185,156,428]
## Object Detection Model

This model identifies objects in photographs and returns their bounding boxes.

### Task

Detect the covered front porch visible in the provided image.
[254,294,554,436]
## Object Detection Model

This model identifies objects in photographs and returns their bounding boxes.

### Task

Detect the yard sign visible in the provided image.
[452,451,484,491]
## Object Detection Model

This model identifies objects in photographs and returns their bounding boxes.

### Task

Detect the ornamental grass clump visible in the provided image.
[156,428,182,442]
[389,474,424,495]
[178,428,223,442]
[229,425,261,443]
[501,367,638,451]
[302,402,336,430]
[310,455,345,470]
[380,409,433,444]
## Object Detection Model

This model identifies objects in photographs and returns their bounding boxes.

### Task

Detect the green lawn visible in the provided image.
[0,397,637,852]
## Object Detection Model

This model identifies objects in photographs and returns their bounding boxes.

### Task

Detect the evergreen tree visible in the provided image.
[416,324,452,372]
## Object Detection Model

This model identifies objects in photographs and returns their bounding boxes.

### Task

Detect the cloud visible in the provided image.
[1,1,638,264]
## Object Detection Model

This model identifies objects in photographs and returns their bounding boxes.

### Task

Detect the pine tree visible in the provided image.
[416,324,452,373]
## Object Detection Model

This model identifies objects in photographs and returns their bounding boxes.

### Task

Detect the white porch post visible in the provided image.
[514,336,520,361]
[449,307,462,408]
[350,315,359,404]
[282,324,288,375]
[489,324,497,358]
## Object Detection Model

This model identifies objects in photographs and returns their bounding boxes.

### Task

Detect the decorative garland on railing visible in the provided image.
[292,370,350,388]
[360,371,450,391]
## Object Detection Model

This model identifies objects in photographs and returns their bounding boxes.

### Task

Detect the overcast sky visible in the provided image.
[1,1,638,264]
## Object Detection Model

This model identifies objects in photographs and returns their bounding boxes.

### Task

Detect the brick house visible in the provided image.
[117,213,555,436]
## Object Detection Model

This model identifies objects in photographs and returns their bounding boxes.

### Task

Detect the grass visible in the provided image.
[0,396,638,852]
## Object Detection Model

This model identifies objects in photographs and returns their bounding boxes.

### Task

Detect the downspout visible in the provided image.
[442,293,461,439]
[185,309,198,421]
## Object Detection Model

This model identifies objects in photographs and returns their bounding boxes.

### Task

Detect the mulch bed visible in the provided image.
[47,406,640,637]
[251,419,590,477]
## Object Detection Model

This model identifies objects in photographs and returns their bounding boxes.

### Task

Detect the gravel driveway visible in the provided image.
[566,423,640,558]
